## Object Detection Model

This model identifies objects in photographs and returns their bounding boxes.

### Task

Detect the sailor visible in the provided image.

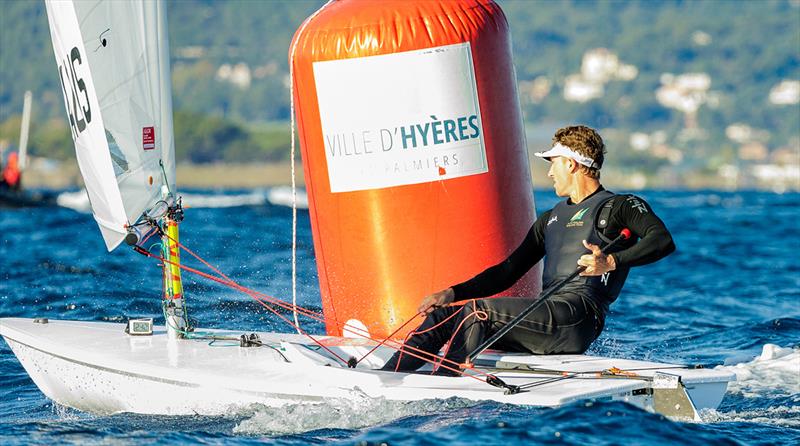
[1,152,22,191]
[382,125,675,375]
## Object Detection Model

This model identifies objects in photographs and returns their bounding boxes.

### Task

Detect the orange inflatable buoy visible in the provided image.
[291,0,541,339]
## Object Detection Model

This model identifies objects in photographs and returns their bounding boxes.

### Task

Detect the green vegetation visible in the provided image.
[173,111,292,163]
[0,0,797,180]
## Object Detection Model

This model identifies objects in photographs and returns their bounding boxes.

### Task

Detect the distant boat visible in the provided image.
[0,188,59,208]
[0,91,59,208]
[0,0,733,421]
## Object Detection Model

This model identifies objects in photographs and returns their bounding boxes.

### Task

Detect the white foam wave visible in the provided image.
[701,405,800,427]
[56,190,91,212]
[266,186,308,209]
[57,189,270,212]
[181,192,267,208]
[715,344,800,397]
[52,402,84,421]
[232,389,475,435]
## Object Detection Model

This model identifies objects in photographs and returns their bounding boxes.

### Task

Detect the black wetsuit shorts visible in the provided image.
[382,291,603,373]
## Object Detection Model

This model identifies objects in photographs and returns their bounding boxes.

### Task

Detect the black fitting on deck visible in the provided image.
[240,333,262,347]
[486,374,521,395]
[125,232,140,246]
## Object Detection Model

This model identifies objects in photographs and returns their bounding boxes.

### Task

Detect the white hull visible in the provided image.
[1,318,733,419]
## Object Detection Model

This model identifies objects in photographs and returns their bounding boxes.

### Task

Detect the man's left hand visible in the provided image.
[578,240,616,276]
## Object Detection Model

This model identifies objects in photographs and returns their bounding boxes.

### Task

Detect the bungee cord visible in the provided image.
[435,302,488,375]
[137,243,350,365]
[134,233,505,385]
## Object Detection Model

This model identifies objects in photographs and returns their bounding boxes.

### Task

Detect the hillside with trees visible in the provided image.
[1,0,797,188]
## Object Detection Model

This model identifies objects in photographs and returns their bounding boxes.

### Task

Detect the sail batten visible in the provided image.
[45,0,176,251]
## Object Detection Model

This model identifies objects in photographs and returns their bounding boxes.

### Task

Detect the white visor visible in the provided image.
[534,143,600,169]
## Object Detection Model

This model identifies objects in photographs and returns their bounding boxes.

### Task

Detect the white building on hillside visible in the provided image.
[563,48,638,103]
[769,80,800,105]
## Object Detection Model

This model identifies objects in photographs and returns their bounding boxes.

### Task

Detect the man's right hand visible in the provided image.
[418,287,455,314]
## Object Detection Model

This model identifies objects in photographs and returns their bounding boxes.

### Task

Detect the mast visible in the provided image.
[46,0,187,335]
[162,203,187,339]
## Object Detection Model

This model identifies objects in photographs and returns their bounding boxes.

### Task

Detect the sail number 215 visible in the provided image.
[57,46,92,139]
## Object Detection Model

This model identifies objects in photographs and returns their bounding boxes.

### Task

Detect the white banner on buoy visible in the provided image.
[313,42,487,193]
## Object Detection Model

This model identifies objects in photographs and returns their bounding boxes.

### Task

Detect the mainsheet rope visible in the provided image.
[138,234,497,382]
[288,0,336,335]
[146,253,348,363]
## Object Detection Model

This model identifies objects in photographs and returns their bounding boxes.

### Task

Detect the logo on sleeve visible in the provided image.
[626,196,648,214]
[567,208,588,227]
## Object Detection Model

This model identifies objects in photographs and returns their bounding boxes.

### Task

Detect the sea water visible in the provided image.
[0,189,798,445]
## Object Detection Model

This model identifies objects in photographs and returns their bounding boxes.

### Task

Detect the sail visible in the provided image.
[45,0,176,250]
[17,91,32,171]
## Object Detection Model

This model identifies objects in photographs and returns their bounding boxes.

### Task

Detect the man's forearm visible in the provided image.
[613,223,675,267]
[452,221,545,301]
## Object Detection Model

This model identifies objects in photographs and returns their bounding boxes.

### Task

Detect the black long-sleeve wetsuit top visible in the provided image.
[451,187,675,308]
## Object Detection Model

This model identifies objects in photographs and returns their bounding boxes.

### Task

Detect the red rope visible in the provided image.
[393,305,465,372]
[138,248,349,365]
[138,240,499,384]
[434,300,488,374]
[354,312,423,365]
[165,233,325,321]
[382,339,476,377]
[163,234,453,369]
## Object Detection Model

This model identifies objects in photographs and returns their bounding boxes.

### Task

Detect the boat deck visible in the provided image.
[0,318,734,416]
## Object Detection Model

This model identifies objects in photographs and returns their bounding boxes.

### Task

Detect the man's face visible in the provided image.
[547,156,572,197]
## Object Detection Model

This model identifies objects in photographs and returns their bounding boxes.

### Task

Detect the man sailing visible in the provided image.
[1,152,22,191]
[382,125,676,375]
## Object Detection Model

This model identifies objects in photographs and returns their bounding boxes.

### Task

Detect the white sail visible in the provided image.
[17,91,32,171]
[45,0,176,250]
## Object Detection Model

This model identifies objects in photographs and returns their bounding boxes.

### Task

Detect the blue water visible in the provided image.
[1,189,798,445]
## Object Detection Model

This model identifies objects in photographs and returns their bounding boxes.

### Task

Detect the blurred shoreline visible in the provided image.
[17,157,798,193]
[20,160,306,190]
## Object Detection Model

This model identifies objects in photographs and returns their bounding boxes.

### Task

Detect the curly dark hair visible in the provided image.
[552,125,606,179]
